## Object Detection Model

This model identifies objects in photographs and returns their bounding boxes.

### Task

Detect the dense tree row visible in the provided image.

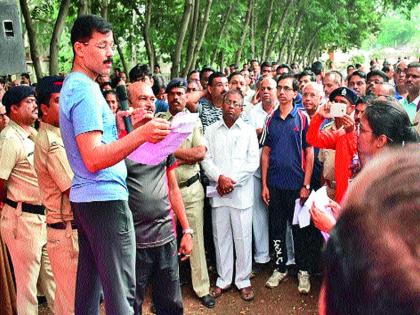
[18,0,418,80]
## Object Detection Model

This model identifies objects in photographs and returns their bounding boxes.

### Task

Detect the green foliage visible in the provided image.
[21,0,420,77]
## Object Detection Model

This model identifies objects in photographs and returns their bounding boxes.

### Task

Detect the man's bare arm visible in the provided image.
[76,118,170,173]
[174,146,206,164]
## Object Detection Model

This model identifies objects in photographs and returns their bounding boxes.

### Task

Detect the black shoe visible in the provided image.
[200,294,216,308]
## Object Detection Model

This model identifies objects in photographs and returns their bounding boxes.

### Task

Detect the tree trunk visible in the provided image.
[78,0,91,16]
[142,0,156,70]
[190,0,213,71]
[114,34,128,75]
[171,0,193,78]
[266,0,293,61]
[250,5,255,59]
[219,51,225,72]
[286,8,305,64]
[261,0,274,61]
[49,0,71,75]
[210,3,233,64]
[100,0,109,20]
[235,0,254,65]
[19,0,43,80]
[182,0,200,76]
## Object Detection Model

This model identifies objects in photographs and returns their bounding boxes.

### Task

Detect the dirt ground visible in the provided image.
[39,267,320,315]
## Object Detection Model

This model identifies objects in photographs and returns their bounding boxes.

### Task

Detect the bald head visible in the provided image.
[260,77,277,107]
[127,81,155,113]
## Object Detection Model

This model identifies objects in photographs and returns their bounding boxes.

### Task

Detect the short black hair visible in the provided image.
[367,70,389,82]
[21,73,30,80]
[200,67,215,80]
[298,70,316,82]
[277,64,291,72]
[228,71,243,82]
[277,73,299,91]
[347,64,355,70]
[71,15,112,47]
[129,64,152,82]
[311,61,323,75]
[407,62,420,69]
[103,89,117,99]
[261,61,271,69]
[208,72,225,87]
[348,70,367,82]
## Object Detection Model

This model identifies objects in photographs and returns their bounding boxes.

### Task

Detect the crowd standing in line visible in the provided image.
[0,14,419,315]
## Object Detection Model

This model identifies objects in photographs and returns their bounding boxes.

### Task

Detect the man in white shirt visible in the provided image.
[247,77,277,270]
[202,89,259,302]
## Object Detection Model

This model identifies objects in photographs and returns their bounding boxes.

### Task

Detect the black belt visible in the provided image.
[179,173,200,188]
[5,198,45,215]
[47,221,77,230]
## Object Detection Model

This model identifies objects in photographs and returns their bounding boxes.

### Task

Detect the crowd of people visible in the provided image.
[0,14,419,315]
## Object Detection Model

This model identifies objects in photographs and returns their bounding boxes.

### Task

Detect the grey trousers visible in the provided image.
[71,200,136,315]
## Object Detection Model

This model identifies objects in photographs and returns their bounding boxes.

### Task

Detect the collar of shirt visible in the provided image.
[273,105,298,120]
[40,121,61,137]
[215,117,246,131]
[8,119,37,141]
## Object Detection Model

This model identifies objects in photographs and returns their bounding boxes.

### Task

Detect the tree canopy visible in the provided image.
[17,0,419,80]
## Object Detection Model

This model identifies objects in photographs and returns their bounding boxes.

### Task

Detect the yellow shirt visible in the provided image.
[0,120,42,204]
[34,122,74,224]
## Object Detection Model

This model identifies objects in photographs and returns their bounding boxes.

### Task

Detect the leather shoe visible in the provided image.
[200,294,216,308]
[239,286,255,301]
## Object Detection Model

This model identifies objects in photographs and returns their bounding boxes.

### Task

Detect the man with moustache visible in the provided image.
[0,85,56,314]
[202,89,259,301]
[401,62,420,122]
[156,78,215,309]
[124,81,193,314]
[198,72,229,132]
[228,72,253,112]
[348,70,367,97]
[322,71,343,99]
[59,15,171,314]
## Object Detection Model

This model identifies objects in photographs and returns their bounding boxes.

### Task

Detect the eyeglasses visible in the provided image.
[357,124,393,143]
[83,42,116,51]
[396,68,406,74]
[224,99,243,108]
[277,85,293,92]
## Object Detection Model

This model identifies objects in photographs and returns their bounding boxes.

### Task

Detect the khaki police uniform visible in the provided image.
[34,122,78,315]
[0,120,55,315]
[156,111,211,298]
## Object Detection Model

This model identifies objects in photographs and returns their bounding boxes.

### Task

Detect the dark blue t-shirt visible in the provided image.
[263,106,310,190]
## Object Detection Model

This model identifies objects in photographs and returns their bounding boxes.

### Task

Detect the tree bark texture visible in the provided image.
[210,3,234,65]
[235,0,254,65]
[19,0,43,80]
[171,0,193,78]
[261,0,274,61]
[49,0,71,75]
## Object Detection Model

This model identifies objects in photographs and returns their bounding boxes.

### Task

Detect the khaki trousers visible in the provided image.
[1,204,55,315]
[47,226,79,315]
[180,181,210,298]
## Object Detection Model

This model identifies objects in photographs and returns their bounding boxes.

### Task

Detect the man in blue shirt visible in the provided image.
[261,74,314,294]
[60,15,171,315]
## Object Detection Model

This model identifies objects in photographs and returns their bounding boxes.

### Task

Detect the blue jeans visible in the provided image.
[71,200,136,315]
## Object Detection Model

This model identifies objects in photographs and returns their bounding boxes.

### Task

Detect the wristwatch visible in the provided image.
[183,228,194,237]
[303,184,310,190]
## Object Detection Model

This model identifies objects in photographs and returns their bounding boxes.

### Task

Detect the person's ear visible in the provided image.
[376,134,388,148]
[40,103,49,117]
[74,42,85,58]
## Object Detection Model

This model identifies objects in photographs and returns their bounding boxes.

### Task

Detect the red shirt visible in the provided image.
[306,114,357,203]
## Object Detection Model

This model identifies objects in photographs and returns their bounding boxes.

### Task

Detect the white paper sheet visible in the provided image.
[127,112,198,165]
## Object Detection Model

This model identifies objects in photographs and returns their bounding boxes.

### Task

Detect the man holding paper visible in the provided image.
[59,15,171,314]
